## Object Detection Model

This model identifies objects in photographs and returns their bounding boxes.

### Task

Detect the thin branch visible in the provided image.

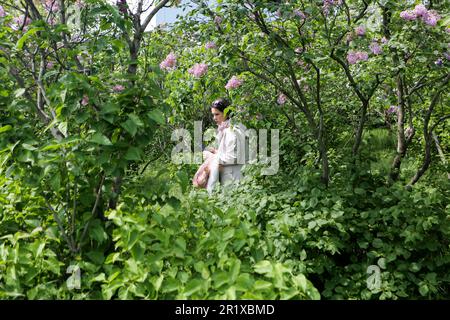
[141,0,171,32]
[45,198,77,253]
[78,172,106,251]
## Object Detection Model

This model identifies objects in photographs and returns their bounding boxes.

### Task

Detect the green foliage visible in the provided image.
[0,0,448,300]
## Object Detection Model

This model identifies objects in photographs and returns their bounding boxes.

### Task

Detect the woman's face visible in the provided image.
[211,107,225,125]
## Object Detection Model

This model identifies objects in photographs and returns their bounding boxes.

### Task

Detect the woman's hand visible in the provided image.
[206,147,217,154]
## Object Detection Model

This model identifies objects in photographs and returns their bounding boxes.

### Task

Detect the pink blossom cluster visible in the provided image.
[293,10,307,20]
[44,0,60,12]
[205,42,216,49]
[160,52,177,71]
[0,5,6,17]
[188,63,208,77]
[294,47,303,54]
[386,105,398,114]
[369,41,383,55]
[277,93,287,105]
[275,9,282,18]
[113,85,125,92]
[117,0,128,15]
[400,4,441,26]
[11,15,32,31]
[81,95,89,106]
[75,0,85,9]
[225,76,243,90]
[405,127,413,137]
[355,25,366,36]
[323,0,342,15]
[347,51,369,64]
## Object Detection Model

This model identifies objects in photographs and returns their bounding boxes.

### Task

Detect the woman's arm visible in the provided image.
[217,130,237,165]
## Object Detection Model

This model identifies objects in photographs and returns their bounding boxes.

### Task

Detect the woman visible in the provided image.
[192,98,247,193]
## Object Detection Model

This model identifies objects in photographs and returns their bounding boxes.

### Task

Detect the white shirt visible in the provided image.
[206,120,247,193]
[217,121,247,166]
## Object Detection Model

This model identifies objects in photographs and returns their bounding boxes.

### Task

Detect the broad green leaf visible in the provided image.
[124,147,142,161]
[254,260,273,275]
[121,119,137,136]
[16,27,45,50]
[101,103,120,114]
[183,278,203,297]
[128,114,144,126]
[253,280,272,290]
[14,88,26,98]
[147,109,165,125]
[0,125,12,134]
[90,133,112,145]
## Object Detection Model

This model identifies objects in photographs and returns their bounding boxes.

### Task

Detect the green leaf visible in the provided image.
[151,275,164,292]
[419,284,429,296]
[89,273,106,283]
[86,250,105,264]
[254,260,273,275]
[49,172,61,191]
[293,274,307,292]
[253,280,272,290]
[183,278,204,297]
[229,259,241,283]
[147,109,165,125]
[372,238,383,249]
[90,132,112,145]
[124,147,142,161]
[377,258,387,269]
[121,119,137,136]
[89,223,108,244]
[101,103,120,114]
[128,114,144,127]
[58,122,68,137]
[16,27,45,50]
[0,125,12,134]
[14,88,26,98]
[212,271,229,289]
[127,229,139,250]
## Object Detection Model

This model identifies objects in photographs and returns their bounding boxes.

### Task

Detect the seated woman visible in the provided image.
[192,98,247,193]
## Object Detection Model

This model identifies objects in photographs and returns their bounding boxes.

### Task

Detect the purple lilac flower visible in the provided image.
[369,42,383,55]
[160,52,177,71]
[81,95,89,106]
[277,93,287,105]
[225,76,243,90]
[347,51,359,65]
[293,10,307,20]
[400,10,416,21]
[387,105,398,114]
[423,11,440,26]
[413,4,428,17]
[205,42,216,49]
[355,26,366,36]
[113,84,125,92]
[188,63,208,77]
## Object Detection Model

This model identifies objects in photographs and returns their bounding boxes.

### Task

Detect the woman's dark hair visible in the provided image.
[211,98,233,118]
[211,98,230,112]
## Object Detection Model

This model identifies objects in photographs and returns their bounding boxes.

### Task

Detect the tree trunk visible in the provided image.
[352,101,368,157]
[389,74,407,182]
